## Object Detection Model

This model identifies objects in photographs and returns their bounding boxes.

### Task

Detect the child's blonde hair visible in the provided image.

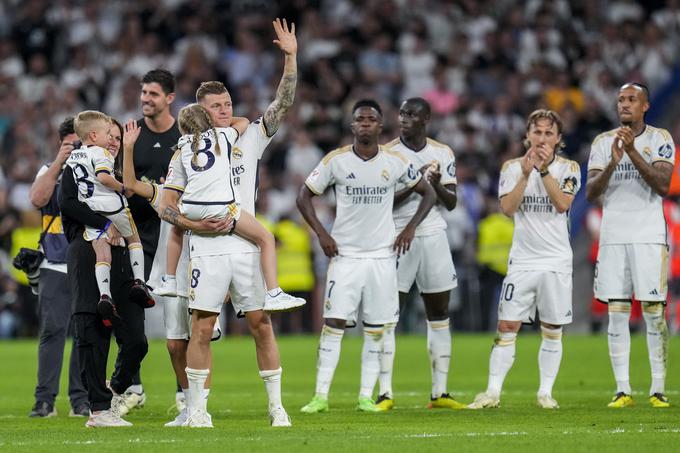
[74,110,111,141]
[178,103,221,163]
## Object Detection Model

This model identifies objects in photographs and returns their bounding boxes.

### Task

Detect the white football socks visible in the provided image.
[260,367,283,409]
[185,367,209,414]
[608,302,632,395]
[378,322,396,398]
[95,262,111,297]
[315,325,344,399]
[360,326,384,399]
[128,243,145,282]
[427,318,451,399]
[538,326,563,397]
[487,331,516,396]
[642,302,668,395]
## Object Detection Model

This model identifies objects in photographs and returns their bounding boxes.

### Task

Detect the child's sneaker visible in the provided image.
[130,279,155,308]
[153,275,177,297]
[97,295,121,328]
[264,290,306,312]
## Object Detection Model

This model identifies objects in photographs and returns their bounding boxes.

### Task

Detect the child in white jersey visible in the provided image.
[157,103,305,312]
[66,111,154,324]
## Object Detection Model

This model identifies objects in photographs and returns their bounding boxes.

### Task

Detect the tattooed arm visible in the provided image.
[262,18,298,137]
[158,189,233,234]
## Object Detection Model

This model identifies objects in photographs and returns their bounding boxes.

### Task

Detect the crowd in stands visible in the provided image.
[2,0,680,336]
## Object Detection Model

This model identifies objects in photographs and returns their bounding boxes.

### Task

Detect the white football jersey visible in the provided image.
[146,182,190,296]
[588,125,675,245]
[165,127,240,208]
[305,145,421,258]
[66,145,127,214]
[385,137,457,236]
[189,118,273,257]
[498,155,581,272]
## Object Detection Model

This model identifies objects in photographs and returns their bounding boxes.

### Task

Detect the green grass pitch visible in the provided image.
[0,333,678,452]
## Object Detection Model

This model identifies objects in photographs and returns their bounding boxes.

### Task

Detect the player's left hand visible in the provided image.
[535,143,551,170]
[427,167,442,185]
[272,18,296,55]
[616,126,635,154]
[123,120,141,146]
[394,225,416,256]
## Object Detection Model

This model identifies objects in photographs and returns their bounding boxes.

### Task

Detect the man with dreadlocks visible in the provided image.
[159,103,304,427]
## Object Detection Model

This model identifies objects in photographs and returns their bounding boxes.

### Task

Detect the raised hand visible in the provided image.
[272,18,297,56]
[521,148,536,176]
[610,134,624,165]
[123,120,141,147]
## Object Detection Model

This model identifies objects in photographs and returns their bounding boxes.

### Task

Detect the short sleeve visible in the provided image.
[439,147,457,186]
[216,127,239,146]
[587,135,608,172]
[149,182,162,210]
[93,147,114,175]
[651,130,676,165]
[398,160,421,189]
[498,162,520,198]
[35,164,50,180]
[305,159,334,195]
[164,152,186,193]
[253,117,274,159]
[560,161,581,196]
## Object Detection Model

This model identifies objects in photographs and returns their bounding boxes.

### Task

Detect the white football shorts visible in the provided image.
[180,201,240,222]
[397,230,457,293]
[162,295,191,340]
[188,252,265,314]
[497,269,573,325]
[323,255,399,325]
[84,208,136,241]
[594,243,668,303]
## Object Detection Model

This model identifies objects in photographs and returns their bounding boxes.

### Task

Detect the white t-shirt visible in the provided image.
[305,145,421,258]
[498,155,581,272]
[65,145,127,214]
[189,118,274,257]
[146,182,190,296]
[385,137,457,236]
[587,125,675,245]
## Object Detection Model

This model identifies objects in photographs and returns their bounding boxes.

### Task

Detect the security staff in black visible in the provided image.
[59,165,148,424]
[28,117,88,418]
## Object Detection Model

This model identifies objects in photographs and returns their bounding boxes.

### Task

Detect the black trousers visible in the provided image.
[68,236,148,412]
[34,268,87,408]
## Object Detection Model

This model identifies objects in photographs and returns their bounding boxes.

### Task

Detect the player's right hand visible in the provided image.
[521,148,536,176]
[610,134,624,165]
[56,141,74,165]
[319,231,338,258]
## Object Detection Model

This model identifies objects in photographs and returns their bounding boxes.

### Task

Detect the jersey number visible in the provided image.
[190,138,216,172]
[191,269,201,288]
[327,280,336,298]
[73,164,94,198]
[501,283,515,301]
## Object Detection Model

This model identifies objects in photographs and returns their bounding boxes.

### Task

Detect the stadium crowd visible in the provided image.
[2,0,680,336]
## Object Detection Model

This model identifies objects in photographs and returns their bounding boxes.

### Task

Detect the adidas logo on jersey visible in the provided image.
[346,173,356,179]
[153,142,161,148]
[565,310,572,317]
[649,289,659,295]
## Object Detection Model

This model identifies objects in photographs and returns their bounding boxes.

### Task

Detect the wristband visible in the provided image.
[540,169,550,177]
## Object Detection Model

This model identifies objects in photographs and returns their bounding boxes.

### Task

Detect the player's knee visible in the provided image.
[493,330,517,346]
[325,318,346,330]
[497,320,521,333]
[540,324,562,340]
[608,300,631,315]
[166,339,186,357]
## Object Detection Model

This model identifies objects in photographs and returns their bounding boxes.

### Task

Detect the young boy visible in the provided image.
[67,110,154,324]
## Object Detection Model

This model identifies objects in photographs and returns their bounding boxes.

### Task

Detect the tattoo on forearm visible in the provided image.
[264,73,297,135]
[161,207,181,227]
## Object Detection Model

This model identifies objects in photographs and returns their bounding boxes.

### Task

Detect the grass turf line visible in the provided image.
[0,334,678,452]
